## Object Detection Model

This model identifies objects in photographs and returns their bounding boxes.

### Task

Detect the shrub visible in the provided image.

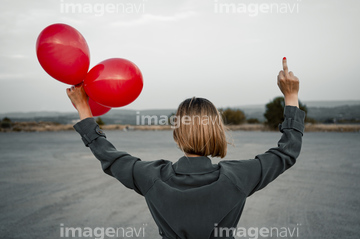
[264,96,308,129]
[1,117,12,129]
[219,108,246,125]
[96,117,105,126]
[247,118,260,124]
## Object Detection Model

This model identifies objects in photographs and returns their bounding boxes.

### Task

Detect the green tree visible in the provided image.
[1,117,12,129]
[96,117,105,126]
[219,108,246,125]
[247,118,260,124]
[264,96,308,129]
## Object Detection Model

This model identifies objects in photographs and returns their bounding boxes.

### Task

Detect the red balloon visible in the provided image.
[72,97,111,117]
[88,98,111,116]
[36,23,90,85]
[83,58,143,108]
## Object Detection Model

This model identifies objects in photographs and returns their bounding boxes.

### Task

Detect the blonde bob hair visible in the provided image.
[173,97,227,158]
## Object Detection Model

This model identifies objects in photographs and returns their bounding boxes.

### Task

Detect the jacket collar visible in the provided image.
[172,156,219,174]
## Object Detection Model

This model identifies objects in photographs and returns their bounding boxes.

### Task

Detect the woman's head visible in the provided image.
[173,97,227,158]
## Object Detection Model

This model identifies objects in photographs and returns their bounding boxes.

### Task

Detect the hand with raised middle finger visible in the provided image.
[277,57,299,107]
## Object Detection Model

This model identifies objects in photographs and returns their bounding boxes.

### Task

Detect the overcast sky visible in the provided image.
[0,0,359,113]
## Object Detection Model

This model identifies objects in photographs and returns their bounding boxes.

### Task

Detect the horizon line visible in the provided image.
[1,99,360,115]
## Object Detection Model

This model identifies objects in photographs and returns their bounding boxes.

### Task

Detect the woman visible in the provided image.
[67,58,305,239]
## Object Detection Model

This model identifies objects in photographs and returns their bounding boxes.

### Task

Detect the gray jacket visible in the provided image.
[74,106,305,239]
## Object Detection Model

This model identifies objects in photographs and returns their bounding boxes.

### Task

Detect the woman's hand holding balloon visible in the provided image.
[66,84,93,120]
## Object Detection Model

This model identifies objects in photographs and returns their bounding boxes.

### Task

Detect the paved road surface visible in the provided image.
[0,130,359,239]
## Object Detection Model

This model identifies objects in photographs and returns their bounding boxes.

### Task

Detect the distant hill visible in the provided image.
[0,109,176,125]
[236,100,360,123]
[1,100,359,125]
[302,100,360,107]
[306,105,360,123]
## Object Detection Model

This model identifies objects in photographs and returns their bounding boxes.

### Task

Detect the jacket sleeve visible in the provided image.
[73,118,142,194]
[249,106,305,195]
[244,106,305,196]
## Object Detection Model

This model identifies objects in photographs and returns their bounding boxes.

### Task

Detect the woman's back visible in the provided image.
[73,104,304,238]
[68,58,304,239]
